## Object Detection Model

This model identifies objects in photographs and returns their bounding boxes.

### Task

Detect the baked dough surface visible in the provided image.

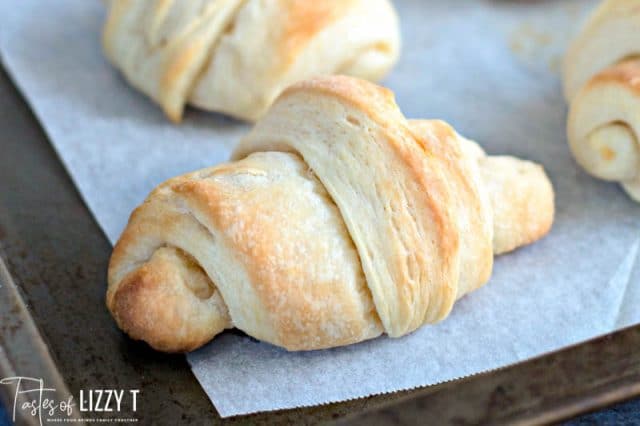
[108,76,555,352]
[102,0,400,122]
[563,0,640,202]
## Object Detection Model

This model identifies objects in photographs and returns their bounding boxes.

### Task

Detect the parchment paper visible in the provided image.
[1,0,639,418]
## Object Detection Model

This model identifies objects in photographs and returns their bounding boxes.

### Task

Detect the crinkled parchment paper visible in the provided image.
[1,0,638,417]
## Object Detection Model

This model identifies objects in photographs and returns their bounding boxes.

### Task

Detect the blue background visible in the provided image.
[0,403,9,426]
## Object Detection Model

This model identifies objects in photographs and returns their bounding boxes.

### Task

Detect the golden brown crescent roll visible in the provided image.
[563,0,640,202]
[102,0,400,122]
[107,76,555,352]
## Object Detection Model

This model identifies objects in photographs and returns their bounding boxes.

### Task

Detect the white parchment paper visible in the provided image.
[1,0,639,418]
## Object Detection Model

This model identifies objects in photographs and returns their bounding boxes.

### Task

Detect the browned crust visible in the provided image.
[277,76,465,325]
[484,158,555,256]
[397,128,461,321]
[107,179,229,353]
[411,120,494,291]
[172,176,376,350]
[110,151,382,351]
[498,186,554,255]
[108,197,174,290]
[588,58,640,95]
[107,76,554,352]
[280,75,399,120]
[278,0,358,66]
[109,257,214,353]
[160,41,205,122]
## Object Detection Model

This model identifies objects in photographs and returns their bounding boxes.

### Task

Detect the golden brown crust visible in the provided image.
[587,59,640,94]
[236,76,466,333]
[410,120,494,298]
[109,247,229,352]
[160,41,205,122]
[562,0,640,101]
[280,75,400,123]
[108,148,383,351]
[279,0,357,66]
[479,157,555,255]
[179,178,380,350]
[108,76,554,352]
[235,76,552,334]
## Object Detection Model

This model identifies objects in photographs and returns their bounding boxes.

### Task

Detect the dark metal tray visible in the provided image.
[1,64,639,425]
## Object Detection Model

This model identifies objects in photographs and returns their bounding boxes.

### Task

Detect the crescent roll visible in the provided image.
[563,0,640,202]
[107,76,555,352]
[102,0,400,122]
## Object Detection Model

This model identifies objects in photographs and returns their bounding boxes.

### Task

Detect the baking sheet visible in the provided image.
[1,0,639,418]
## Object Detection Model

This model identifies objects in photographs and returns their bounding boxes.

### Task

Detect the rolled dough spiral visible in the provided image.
[563,0,640,202]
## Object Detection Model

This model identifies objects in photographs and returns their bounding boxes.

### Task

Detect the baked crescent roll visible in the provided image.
[563,0,640,202]
[102,0,400,122]
[107,76,555,352]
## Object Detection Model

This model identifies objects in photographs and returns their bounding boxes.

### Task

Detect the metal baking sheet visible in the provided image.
[1,57,639,424]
